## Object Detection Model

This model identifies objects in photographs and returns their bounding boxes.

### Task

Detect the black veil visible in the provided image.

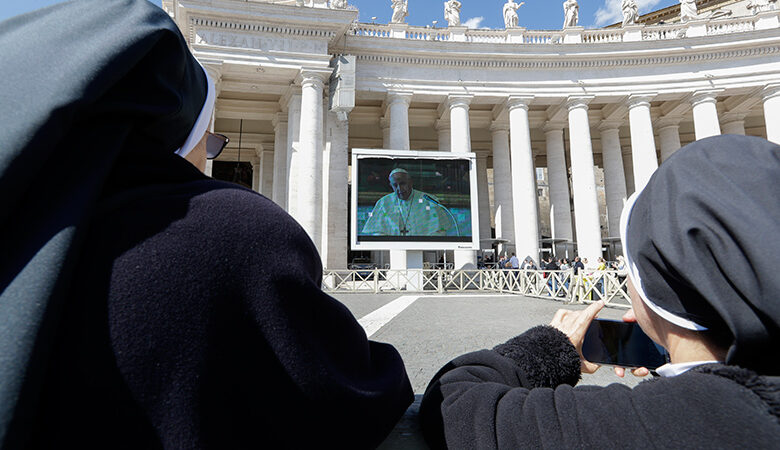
[0,0,207,445]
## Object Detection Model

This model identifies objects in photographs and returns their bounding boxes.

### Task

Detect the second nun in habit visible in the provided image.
[0,1,412,448]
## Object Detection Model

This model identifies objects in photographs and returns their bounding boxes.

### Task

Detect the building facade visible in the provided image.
[162,0,780,269]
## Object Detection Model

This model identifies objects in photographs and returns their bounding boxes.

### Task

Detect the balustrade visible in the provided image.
[347,12,779,44]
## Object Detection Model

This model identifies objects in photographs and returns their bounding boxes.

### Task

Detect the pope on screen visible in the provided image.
[361,168,458,237]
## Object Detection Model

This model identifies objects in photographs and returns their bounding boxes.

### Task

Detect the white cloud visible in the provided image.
[593,0,664,27]
[462,16,485,29]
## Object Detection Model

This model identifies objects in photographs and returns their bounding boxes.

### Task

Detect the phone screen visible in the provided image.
[582,319,668,369]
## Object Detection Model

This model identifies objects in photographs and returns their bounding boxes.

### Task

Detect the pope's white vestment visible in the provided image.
[361,189,457,236]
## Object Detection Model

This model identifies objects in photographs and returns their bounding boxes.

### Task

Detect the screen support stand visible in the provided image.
[390,250,423,291]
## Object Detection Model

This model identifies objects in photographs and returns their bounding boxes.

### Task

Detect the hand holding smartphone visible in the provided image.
[582,318,668,370]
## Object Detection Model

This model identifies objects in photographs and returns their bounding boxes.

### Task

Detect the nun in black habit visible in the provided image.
[0,1,412,448]
[420,134,780,449]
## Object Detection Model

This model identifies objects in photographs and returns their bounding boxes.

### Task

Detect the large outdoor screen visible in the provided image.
[351,149,480,251]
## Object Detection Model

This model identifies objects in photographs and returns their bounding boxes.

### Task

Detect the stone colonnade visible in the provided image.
[232,71,780,270]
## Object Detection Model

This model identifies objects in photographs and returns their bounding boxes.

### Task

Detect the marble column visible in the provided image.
[380,117,390,148]
[491,122,514,255]
[762,84,780,144]
[599,124,628,238]
[622,151,635,196]
[566,96,602,263]
[691,90,723,140]
[293,69,329,252]
[448,94,477,269]
[476,155,492,250]
[388,92,413,150]
[272,113,289,208]
[627,94,659,192]
[721,117,746,135]
[251,154,261,193]
[285,91,302,213]
[321,110,350,269]
[436,119,451,152]
[508,96,540,263]
[658,122,682,162]
[387,92,413,270]
[261,150,274,196]
[544,122,573,256]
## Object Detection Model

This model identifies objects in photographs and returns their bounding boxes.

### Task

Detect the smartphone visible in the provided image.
[582,319,669,370]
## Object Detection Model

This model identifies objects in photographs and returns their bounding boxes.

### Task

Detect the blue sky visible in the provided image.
[1,1,679,30]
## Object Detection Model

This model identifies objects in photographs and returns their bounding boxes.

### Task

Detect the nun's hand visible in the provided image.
[613,308,651,378]
[550,301,604,374]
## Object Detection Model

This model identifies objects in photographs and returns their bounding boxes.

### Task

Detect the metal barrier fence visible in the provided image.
[322,269,631,308]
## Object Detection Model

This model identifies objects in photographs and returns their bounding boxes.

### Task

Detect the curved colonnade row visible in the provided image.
[164,0,780,269]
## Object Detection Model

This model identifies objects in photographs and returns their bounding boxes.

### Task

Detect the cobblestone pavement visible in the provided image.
[332,292,649,449]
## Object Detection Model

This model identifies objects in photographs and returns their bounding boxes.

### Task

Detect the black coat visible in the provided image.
[29,160,413,449]
[420,325,780,449]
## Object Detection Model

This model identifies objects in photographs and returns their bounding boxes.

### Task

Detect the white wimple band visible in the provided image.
[175,63,215,158]
[619,190,708,331]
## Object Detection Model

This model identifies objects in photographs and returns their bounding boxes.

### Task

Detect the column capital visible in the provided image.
[297,67,331,89]
[762,83,780,101]
[202,62,223,86]
[656,122,681,132]
[720,112,747,124]
[597,120,623,132]
[654,116,683,129]
[386,90,414,106]
[690,89,725,107]
[272,112,288,129]
[280,85,302,111]
[543,121,566,133]
[435,118,451,131]
[626,93,657,110]
[490,121,510,132]
[565,95,594,111]
[446,94,474,110]
[507,95,534,111]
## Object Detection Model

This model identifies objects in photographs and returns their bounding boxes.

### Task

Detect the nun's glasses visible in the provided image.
[206,132,229,160]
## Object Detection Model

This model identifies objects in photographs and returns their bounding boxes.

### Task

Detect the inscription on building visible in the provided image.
[195,30,326,54]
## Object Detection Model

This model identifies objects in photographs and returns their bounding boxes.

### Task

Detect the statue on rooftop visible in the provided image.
[748,0,778,14]
[444,0,462,27]
[503,0,525,29]
[622,0,638,26]
[331,0,348,9]
[563,0,579,28]
[391,0,409,24]
[680,0,698,22]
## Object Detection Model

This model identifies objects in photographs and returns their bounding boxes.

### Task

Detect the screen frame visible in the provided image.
[350,149,480,251]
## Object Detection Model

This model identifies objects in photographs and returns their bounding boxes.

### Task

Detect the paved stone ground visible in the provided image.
[332,292,648,449]
[334,293,644,393]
